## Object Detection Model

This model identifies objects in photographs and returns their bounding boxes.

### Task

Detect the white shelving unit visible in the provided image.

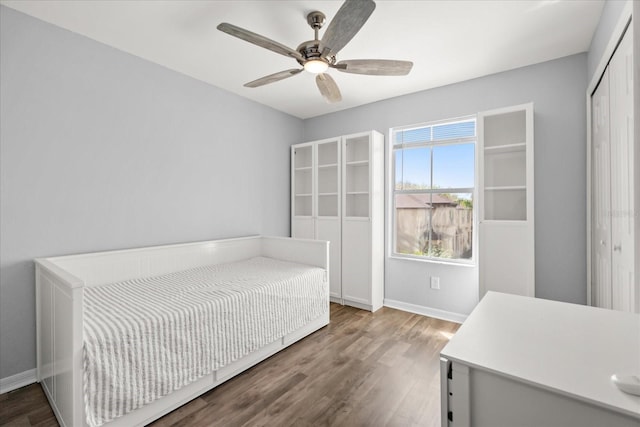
[291,131,384,311]
[292,138,341,298]
[317,141,340,218]
[478,103,534,298]
[292,144,315,236]
[341,132,384,311]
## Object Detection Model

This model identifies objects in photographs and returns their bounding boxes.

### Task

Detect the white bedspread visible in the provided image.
[82,256,327,427]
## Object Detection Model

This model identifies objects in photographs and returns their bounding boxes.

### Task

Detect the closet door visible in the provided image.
[591,68,612,309]
[591,25,636,313]
[609,27,635,313]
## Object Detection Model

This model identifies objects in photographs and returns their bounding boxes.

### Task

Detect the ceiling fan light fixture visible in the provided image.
[304,59,329,74]
[218,0,412,102]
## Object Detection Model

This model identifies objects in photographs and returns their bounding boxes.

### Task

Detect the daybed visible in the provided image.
[35,235,329,427]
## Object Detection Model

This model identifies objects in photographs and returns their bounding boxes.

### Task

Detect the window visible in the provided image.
[392,117,476,262]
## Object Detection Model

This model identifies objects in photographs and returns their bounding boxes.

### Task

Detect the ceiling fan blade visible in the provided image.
[244,69,303,88]
[217,23,303,61]
[334,59,413,76]
[320,0,376,57]
[316,73,342,103]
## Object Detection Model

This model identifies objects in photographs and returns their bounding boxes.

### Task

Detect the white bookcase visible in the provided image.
[292,131,384,311]
[478,103,534,298]
[292,144,313,218]
[292,138,341,302]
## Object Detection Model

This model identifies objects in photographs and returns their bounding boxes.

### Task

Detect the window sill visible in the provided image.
[388,254,476,267]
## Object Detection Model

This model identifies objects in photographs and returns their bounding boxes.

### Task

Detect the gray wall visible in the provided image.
[587,0,629,84]
[303,53,588,315]
[0,6,302,379]
[0,3,600,381]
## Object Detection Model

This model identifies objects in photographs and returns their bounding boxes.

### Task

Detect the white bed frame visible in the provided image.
[35,235,330,427]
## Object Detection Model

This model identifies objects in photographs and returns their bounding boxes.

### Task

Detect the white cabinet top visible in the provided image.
[441,292,640,419]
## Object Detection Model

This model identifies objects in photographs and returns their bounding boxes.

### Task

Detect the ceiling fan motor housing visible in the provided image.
[298,11,334,67]
[307,11,326,30]
[297,40,334,64]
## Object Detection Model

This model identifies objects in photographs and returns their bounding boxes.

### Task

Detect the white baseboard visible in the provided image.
[384,299,468,324]
[0,368,37,394]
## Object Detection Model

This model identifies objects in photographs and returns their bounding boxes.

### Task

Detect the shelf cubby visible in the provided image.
[294,145,313,168]
[345,193,369,218]
[318,140,339,166]
[294,168,312,195]
[294,195,312,217]
[345,163,369,193]
[344,136,370,163]
[318,194,339,217]
[483,110,526,148]
[483,188,526,221]
[483,149,526,188]
[318,166,338,194]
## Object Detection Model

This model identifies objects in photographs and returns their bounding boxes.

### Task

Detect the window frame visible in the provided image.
[389,115,477,265]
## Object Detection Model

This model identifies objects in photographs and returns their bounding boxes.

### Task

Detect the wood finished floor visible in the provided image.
[0,303,459,427]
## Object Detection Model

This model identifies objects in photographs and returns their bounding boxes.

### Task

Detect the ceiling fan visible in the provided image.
[217,0,413,103]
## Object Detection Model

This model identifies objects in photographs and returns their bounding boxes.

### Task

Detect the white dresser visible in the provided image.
[440,292,640,427]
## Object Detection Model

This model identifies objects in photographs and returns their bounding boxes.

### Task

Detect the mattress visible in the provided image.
[82,256,327,427]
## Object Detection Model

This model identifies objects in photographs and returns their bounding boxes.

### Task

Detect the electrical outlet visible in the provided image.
[430,276,440,290]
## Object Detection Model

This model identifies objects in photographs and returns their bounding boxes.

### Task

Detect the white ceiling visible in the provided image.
[2,0,604,119]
